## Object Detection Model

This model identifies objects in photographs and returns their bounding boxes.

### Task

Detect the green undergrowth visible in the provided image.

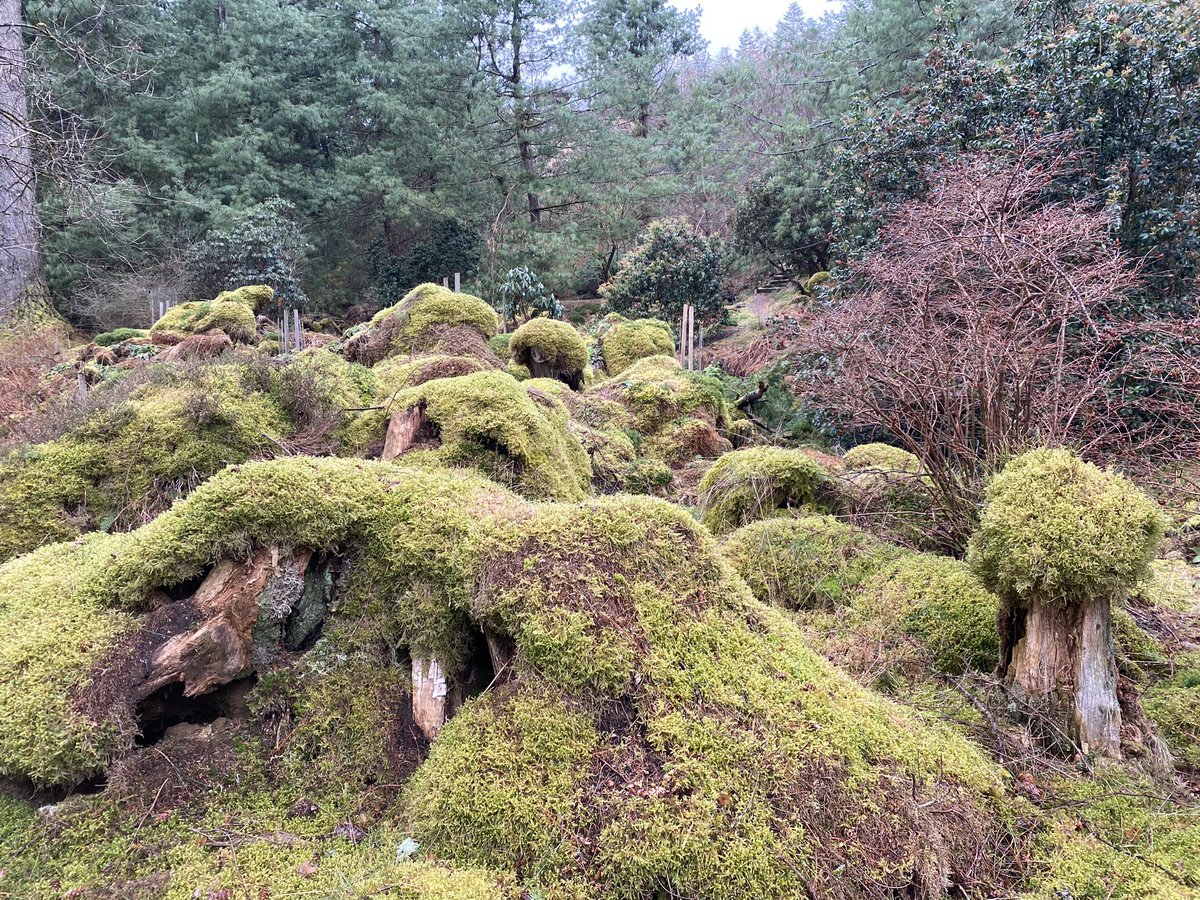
[1022,765,1200,899]
[1142,659,1200,769]
[722,515,1001,681]
[0,363,291,561]
[0,456,1021,897]
[698,446,834,534]
[843,442,922,473]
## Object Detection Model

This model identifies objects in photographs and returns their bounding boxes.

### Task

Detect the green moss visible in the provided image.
[149,289,261,344]
[489,333,512,361]
[843,442,921,473]
[1132,559,1199,612]
[856,553,1001,675]
[92,327,148,347]
[373,353,492,397]
[0,366,292,561]
[1023,765,1200,899]
[509,318,588,378]
[386,284,498,341]
[273,347,382,453]
[644,417,731,467]
[1142,665,1200,768]
[216,283,275,311]
[1111,606,1166,682]
[968,449,1166,605]
[596,354,729,435]
[803,271,832,293]
[721,515,903,609]
[405,691,598,879]
[600,317,675,375]
[698,446,833,534]
[391,370,591,501]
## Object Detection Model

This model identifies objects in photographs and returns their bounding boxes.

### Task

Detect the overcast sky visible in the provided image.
[675,0,841,50]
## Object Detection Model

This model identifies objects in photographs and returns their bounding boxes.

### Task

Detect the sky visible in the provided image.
[674,0,841,51]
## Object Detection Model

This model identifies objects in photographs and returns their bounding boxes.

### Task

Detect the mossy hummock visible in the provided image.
[508,318,588,390]
[698,446,834,534]
[0,456,1018,898]
[344,283,499,366]
[149,285,268,345]
[599,315,675,375]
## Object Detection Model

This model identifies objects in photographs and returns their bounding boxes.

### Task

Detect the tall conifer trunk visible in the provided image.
[0,0,43,321]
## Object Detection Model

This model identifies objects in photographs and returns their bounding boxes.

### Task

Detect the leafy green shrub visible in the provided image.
[495,266,563,324]
[968,449,1166,605]
[600,218,723,324]
[698,446,833,534]
[187,197,310,307]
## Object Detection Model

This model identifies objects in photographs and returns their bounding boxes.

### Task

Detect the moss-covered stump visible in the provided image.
[344,283,499,366]
[698,446,835,534]
[598,315,675,375]
[592,354,728,434]
[0,456,1025,899]
[843,442,922,473]
[508,318,587,390]
[969,449,1167,759]
[149,285,268,346]
[381,370,591,501]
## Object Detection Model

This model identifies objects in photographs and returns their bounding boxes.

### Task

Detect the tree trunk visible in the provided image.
[0,0,44,321]
[1000,595,1122,758]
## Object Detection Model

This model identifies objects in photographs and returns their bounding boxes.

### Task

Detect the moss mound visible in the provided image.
[599,316,675,375]
[721,515,903,609]
[594,354,728,436]
[968,449,1166,605]
[390,370,591,501]
[345,283,499,365]
[149,286,265,345]
[0,366,291,561]
[698,446,833,534]
[0,456,1021,898]
[843,442,922,473]
[1142,663,1200,768]
[508,318,587,388]
[92,327,148,348]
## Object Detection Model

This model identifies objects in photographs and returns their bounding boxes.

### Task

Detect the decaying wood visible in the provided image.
[411,655,448,741]
[382,401,431,460]
[1001,595,1122,758]
[736,380,768,411]
[138,549,311,699]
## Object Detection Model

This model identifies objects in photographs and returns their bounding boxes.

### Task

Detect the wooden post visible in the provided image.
[679,307,687,366]
[686,304,695,371]
[443,276,449,288]
[698,323,704,370]
[293,308,302,351]
[76,372,86,400]
[281,309,289,353]
[454,272,461,292]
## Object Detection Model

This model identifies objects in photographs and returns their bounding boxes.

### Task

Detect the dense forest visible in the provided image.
[2,0,1200,898]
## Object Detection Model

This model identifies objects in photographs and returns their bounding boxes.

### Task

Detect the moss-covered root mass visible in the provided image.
[344,282,499,365]
[149,284,269,345]
[388,369,592,501]
[508,317,588,389]
[599,315,675,375]
[0,456,1021,898]
[698,445,834,534]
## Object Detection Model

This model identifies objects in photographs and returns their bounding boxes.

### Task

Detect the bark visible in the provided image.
[411,654,449,741]
[0,0,44,320]
[1000,595,1122,758]
[382,401,435,460]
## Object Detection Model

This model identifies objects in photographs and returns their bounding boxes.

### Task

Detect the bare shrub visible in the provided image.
[69,257,194,331]
[797,141,1200,547]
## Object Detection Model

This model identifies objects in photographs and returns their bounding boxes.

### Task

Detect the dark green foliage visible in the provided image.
[601,218,724,324]
[495,267,564,324]
[187,198,311,308]
[371,220,484,305]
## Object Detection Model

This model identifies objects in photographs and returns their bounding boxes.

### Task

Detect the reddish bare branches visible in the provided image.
[797,142,1200,544]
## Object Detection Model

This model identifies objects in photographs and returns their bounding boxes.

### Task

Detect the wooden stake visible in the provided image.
[443,276,449,288]
[77,372,87,400]
[293,308,302,351]
[282,309,289,353]
[454,272,461,292]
